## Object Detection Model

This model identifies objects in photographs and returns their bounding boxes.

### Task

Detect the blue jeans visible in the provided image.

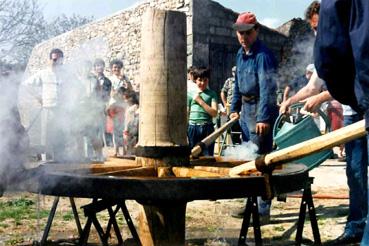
[240,101,277,215]
[360,138,369,245]
[240,102,276,155]
[342,114,368,238]
[188,123,215,156]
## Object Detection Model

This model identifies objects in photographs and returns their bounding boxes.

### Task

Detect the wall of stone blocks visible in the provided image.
[26,0,308,93]
[26,0,192,91]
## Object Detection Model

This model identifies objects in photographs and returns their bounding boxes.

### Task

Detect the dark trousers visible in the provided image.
[240,102,277,154]
[239,101,277,215]
[344,114,368,237]
[188,123,215,156]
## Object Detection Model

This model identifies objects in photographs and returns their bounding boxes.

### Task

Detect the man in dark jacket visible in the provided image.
[314,1,369,245]
[230,11,278,222]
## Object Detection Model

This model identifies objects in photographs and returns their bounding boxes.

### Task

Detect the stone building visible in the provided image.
[277,18,315,88]
[25,0,298,93]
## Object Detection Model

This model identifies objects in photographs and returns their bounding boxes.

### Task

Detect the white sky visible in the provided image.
[38,0,315,28]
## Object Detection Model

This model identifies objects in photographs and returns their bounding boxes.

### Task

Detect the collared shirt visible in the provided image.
[221,76,235,104]
[23,68,62,108]
[230,39,278,122]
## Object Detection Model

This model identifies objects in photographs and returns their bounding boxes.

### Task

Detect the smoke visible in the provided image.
[260,17,281,28]
[222,141,259,161]
[277,26,315,90]
[0,66,28,194]
[18,37,126,165]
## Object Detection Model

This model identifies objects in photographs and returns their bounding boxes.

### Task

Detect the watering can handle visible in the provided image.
[273,102,331,138]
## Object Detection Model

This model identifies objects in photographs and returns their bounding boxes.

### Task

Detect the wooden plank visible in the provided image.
[172,167,222,178]
[190,156,249,168]
[95,167,157,177]
[193,166,260,176]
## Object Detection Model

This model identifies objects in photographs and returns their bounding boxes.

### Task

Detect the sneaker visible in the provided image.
[325,232,362,245]
[231,207,270,225]
[231,207,245,219]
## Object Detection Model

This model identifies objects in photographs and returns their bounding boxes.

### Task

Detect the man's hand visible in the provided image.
[256,122,270,136]
[302,95,321,113]
[302,91,332,113]
[279,99,291,114]
[229,112,240,120]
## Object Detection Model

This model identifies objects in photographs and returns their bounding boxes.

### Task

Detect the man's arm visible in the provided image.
[230,69,241,120]
[256,53,277,123]
[280,71,323,114]
[220,91,227,107]
[282,86,290,102]
[303,90,333,113]
[255,53,278,136]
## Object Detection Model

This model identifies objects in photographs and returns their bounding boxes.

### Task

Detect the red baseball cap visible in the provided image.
[233,12,257,31]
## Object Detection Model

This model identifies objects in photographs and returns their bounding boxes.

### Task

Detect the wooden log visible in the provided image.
[138,203,187,246]
[190,156,250,167]
[136,8,188,246]
[191,117,238,157]
[193,166,260,176]
[136,6,188,155]
[230,119,367,176]
[94,167,157,177]
[172,167,222,178]
[39,162,140,174]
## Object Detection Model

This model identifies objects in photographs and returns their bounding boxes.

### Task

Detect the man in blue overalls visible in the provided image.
[230,12,279,221]
[314,1,369,245]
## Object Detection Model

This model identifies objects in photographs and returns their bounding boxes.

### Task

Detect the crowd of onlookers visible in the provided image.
[23,49,140,162]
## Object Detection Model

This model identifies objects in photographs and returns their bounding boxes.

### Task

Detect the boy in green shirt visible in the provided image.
[187,67,218,156]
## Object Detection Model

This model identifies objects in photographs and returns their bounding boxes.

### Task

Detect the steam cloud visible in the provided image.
[222,141,259,161]
[18,37,127,164]
[0,67,28,194]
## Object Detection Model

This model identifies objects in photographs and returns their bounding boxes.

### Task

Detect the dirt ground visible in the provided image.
[0,159,355,246]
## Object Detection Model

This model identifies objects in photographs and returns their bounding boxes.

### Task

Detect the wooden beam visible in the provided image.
[230,119,367,176]
[172,167,222,178]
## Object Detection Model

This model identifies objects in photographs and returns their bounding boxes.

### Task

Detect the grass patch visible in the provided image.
[207,226,217,233]
[5,236,24,245]
[62,212,74,221]
[0,197,49,224]
[0,222,9,228]
[273,225,285,232]
[318,218,326,226]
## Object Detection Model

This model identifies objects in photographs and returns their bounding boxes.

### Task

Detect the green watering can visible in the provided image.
[273,103,333,170]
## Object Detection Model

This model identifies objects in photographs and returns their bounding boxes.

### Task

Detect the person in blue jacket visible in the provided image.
[314,1,369,245]
[230,12,278,154]
[230,12,278,221]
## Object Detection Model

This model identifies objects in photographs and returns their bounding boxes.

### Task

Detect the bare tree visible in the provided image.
[46,14,94,38]
[0,0,45,66]
[0,0,94,67]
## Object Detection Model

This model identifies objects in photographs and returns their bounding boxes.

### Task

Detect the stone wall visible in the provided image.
[26,0,192,91]
[26,0,308,92]
[277,18,315,88]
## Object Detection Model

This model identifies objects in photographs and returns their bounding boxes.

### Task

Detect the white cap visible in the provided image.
[306,63,315,73]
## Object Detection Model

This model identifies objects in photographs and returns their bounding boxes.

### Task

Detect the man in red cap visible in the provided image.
[230,12,279,222]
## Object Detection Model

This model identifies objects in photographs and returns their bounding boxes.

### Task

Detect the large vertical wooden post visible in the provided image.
[136,8,189,167]
[135,8,189,246]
